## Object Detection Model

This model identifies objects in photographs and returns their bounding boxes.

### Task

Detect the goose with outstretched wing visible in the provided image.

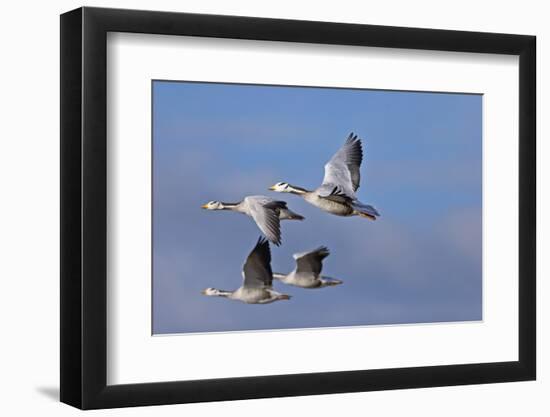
[201,195,304,246]
[273,246,342,288]
[269,133,380,220]
[201,237,291,304]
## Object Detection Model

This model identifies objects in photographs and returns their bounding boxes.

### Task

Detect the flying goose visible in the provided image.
[201,237,291,304]
[273,246,342,288]
[201,195,303,245]
[269,133,380,220]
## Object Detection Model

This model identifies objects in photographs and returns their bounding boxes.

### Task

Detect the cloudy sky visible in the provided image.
[152,80,482,334]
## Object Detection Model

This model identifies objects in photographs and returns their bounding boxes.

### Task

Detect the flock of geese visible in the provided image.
[200,133,379,304]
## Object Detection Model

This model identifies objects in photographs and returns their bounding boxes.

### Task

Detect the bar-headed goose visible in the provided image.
[269,133,380,220]
[201,238,291,304]
[273,246,342,288]
[201,195,303,246]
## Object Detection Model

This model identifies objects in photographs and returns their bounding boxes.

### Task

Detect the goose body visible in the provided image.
[302,192,354,216]
[269,133,380,220]
[201,195,303,245]
[202,238,291,304]
[273,246,342,289]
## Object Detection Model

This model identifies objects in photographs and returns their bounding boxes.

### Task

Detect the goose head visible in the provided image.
[201,200,224,210]
[269,182,307,195]
[201,287,223,296]
[269,182,291,193]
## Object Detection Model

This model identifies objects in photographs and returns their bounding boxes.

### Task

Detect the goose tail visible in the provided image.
[352,201,380,220]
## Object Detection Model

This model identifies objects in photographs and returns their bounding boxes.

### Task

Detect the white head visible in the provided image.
[268,182,291,193]
[201,200,224,210]
[201,287,222,296]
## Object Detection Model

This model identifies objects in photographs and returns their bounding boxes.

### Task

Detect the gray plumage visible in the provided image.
[201,238,291,304]
[242,236,273,288]
[273,246,343,289]
[295,246,330,275]
[201,195,304,245]
[269,133,380,220]
[318,133,363,200]
[243,196,285,246]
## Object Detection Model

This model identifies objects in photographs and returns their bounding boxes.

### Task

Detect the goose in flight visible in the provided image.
[201,195,303,246]
[201,237,291,304]
[273,246,342,288]
[269,133,380,220]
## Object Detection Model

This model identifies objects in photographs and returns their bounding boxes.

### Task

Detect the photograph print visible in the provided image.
[152,80,482,335]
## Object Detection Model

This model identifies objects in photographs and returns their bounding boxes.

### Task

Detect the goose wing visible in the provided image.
[242,237,273,288]
[319,133,363,199]
[294,246,330,276]
[245,196,285,246]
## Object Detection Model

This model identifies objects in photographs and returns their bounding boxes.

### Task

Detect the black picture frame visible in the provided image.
[60,6,536,410]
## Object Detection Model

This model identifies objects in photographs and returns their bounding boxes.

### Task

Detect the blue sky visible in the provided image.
[152,80,482,334]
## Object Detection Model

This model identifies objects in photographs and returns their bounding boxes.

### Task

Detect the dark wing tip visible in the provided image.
[253,236,272,263]
[256,236,270,249]
[268,234,282,246]
[264,200,288,210]
[316,246,330,258]
[346,132,360,144]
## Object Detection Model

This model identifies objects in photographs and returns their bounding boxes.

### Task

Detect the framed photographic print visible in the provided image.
[60,6,536,409]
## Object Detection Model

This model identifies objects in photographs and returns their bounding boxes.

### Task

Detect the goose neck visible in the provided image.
[272,272,287,281]
[288,185,309,195]
[220,202,240,210]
